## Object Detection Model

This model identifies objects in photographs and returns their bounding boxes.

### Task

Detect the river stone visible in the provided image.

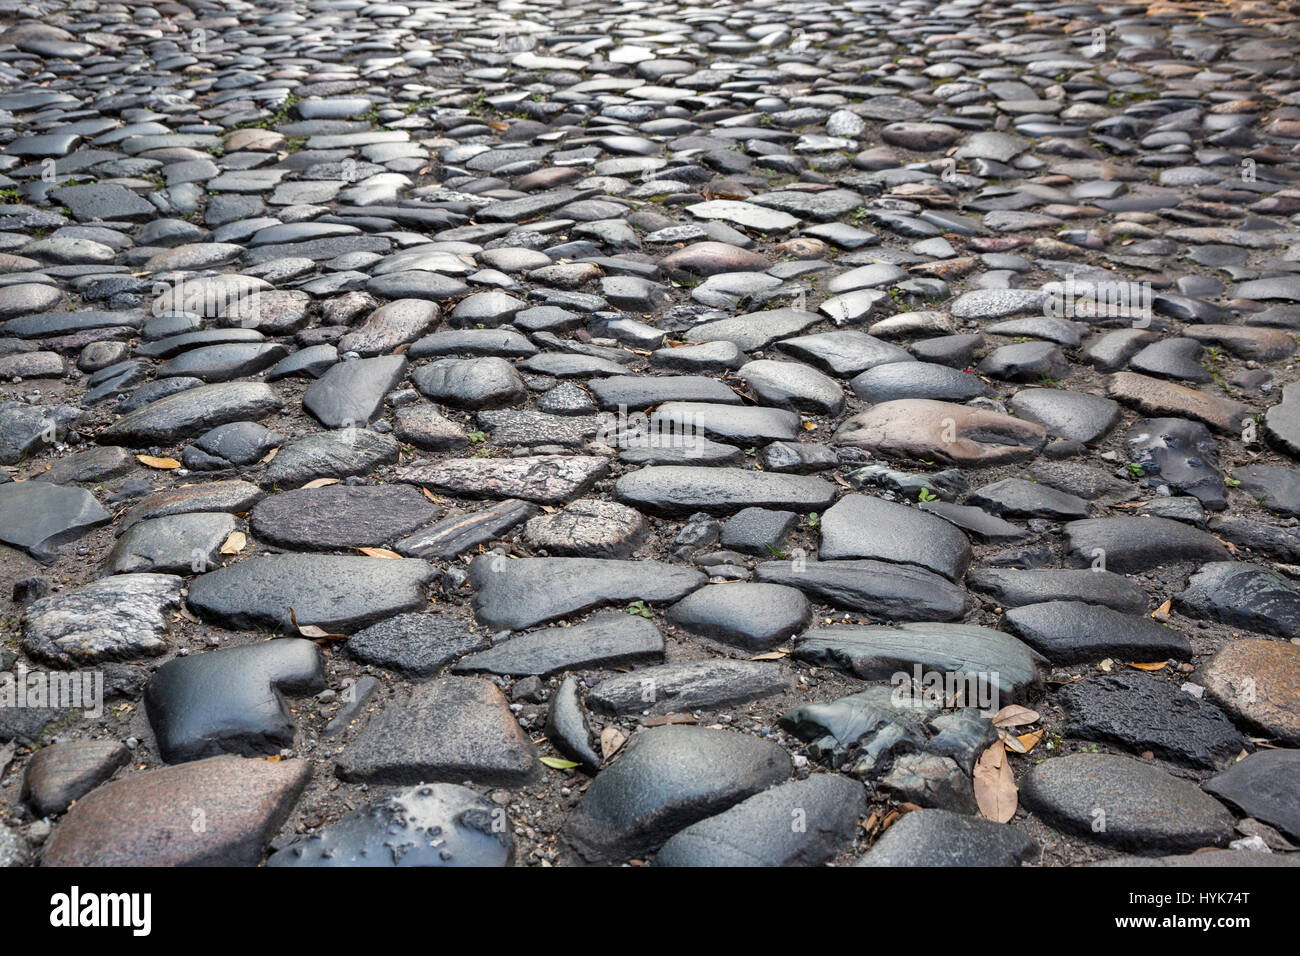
[1201,639,1300,745]
[835,400,1047,466]
[1175,562,1300,637]
[522,499,648,558]
[855,809,1036,866]
[145,638,326,763]
[98,382,281,445]
[303,355,408,428]
[470,556,706,631]
[22,573,183,666]
[666,583,810,651]
[546,675,602,774]
[1204,750,1300,841]
[614,466,836,516]
[0,480,110,562]
[1058,672,1247,769]
[250,484,438,549]
[655,775,865,867]
[21,740,131,817]
[187,554,435,633]
[587,660,788,715]
[756,558,968,622]
[818,494,972,580]
[1021,754,1234,853]
[335,676,539,786]
[107,512,240,574]
[400,455,608,505]
[562,726,792,865]
[41,755,311,866]
[454,611,664,676]
[396,499,539,559]
[1002,601,1191,664]
[793,623,1042,702]
[345,612,490,677]
[263,429,400,487]
[966,568,1149,614]
[1063,517,1230,572]
[120,480,264,530]
[267,783,512,867]
[1009,388,1121,443]
[412,358,526,409]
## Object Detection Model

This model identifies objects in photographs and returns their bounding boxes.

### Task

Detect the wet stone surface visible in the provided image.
[0,0,1298,869]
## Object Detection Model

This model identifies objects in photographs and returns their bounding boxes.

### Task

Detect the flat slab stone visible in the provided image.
[0,480,110,562]
[263,429,399,488]
[655,775,865,867]
[108,512,240,574]
[855,808,1036,866]
[396,499,538,559]
[1009,388,1121,443]
[835,399,1047,466]
[453,611,664,676]
[1002,601,1191,664]
[1063,517,1230,572]
[145,639,325,763]
[267,783,512,867]
[41,755,311,866]
[819,494,971,580]
[966,568,1149,614]
[345,613,490,677]
[649,402,801,445]
[21,740,131,817]
[666,583,810,651]
[587,660,788,715]
[250,484,438,549]
[1107,371,1250,435]
[121,480,263,531]
[470,556,706,631]
[793,623,1042,702]
[187,554,435,633]
[23,573,182,666]
[1174,561,1300,638]
[614,466,836,516]
[588,375,741,411]
[1201,639,1300,745]
[303,355,407,428]
[336,677,539,787]
[1058,672,1247,769]
[756,558,968,622]
[522,499,647,558]
[1021,754,1234,853]
[399,455,609,505]
[562,726,792,864]
[1204,750,1300,841]
[98,382,281,445]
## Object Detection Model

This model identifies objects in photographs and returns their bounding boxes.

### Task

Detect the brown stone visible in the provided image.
[22,740,130,816]
[1201,639,1300,745]
[1107,371,1251,434]
[42,755,311,866]
[659,242,769,279]
[1184,325,1296,363]
[833,399,1047,466]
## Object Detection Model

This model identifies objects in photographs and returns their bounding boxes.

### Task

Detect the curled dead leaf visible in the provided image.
[301,477,341,489]
[219,531,246,555]
[1130,660,1168,671]
[289,606,346,642]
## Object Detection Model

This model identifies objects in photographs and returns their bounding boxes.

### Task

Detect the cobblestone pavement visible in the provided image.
[1,0,1299,867]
